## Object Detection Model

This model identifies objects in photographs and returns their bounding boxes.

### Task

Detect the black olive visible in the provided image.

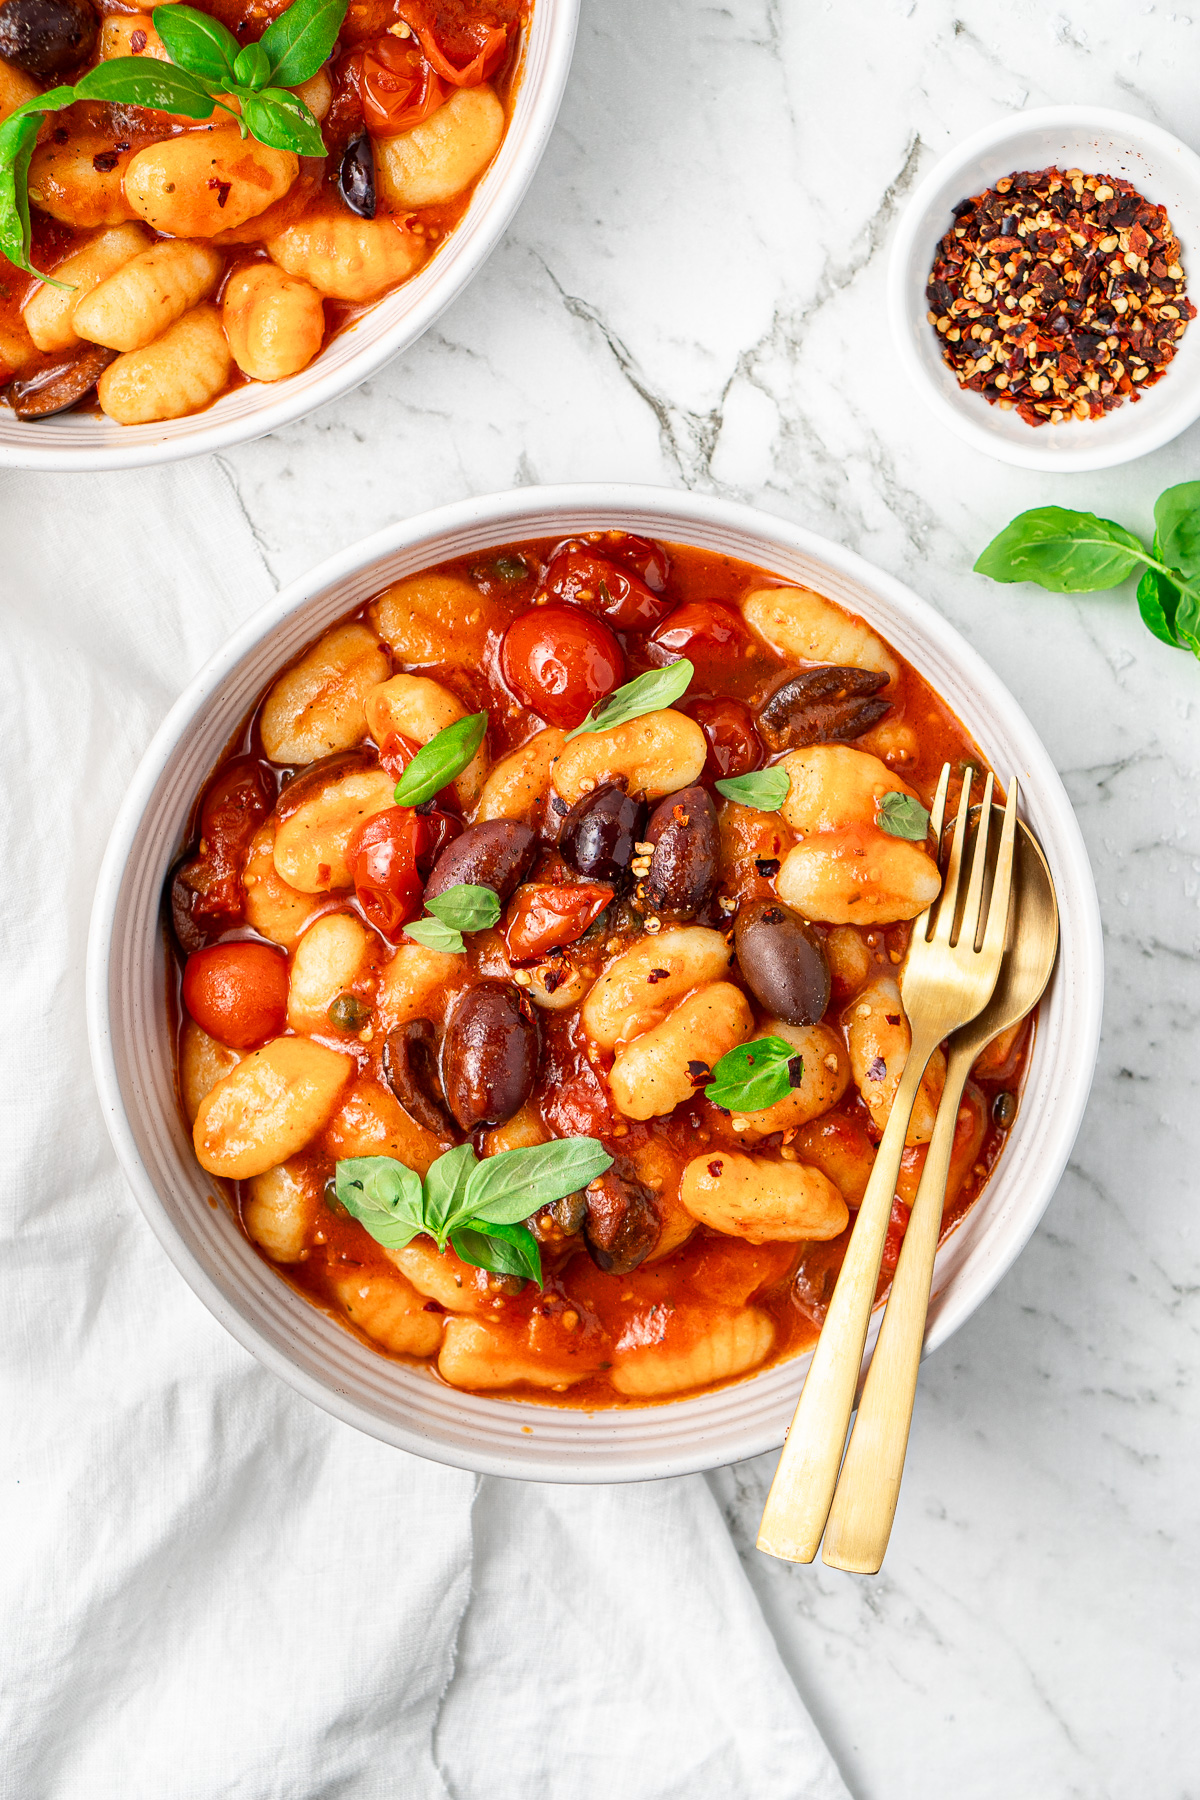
[440,984,539,1132]
[424,820,538,905]
[559,780,646,884]
[993,1091,1016,1129]
[383,1019,454,1136]
[0,0,96,76]
[734,898,831,1026]
[583,1163,660,1274]
[338,133,376,220]
[642,784,718,918]
[756,666,891,754]
[4,342,115,420]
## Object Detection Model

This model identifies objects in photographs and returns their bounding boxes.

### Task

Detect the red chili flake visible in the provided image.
[130,28,147,51]
[707,1158,724,1178]
[206,179,233,208]
[647,967,670,983]
[688,1060,711,1084]
[754,857,780,877]
[92,151,119,173]
[925,165,1195,426]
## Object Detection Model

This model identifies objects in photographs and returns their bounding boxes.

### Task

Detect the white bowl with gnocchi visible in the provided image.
[0,0,577,469]
[87,486,1103,1480]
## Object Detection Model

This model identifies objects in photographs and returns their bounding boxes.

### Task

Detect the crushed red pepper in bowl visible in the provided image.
[926,165,1196,427]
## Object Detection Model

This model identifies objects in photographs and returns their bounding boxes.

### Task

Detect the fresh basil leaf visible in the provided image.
[450,1222,543,1287]
[876,790,930,841]
[974,507,1146,593]
[423,1143,478,1236]
[404,915,466,955]
[715,767,789,811]
[0,89,77,277]
[240,87,326,156]
[259,0,348,87]
[1152,482,1200,582]
[566,659,694,739]
[233,41,272,89]
[334,1155,426,1248]
[461,1137,614,1228]
[425,883,502,933]
[75,57,218,117]
[1136,564,1184,648]
[1174,590,1200,661]
[151,3,240,81]
[393,712,488,806]
[705,1036,801,1113]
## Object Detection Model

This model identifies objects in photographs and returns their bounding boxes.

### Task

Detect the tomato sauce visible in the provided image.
[169,535,1032,1407]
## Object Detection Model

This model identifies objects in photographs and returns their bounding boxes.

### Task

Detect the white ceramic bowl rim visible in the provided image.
[889,104,1200,472]
[0,0,579,473]
[86,484,1104,1482]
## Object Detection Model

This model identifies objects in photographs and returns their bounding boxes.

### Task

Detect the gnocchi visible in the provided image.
[73,240,224,353]
[259,623,389,765]
[124,130,299,238]
[376,85,505,209]
[172,530,1032,1411]
[22,223,152,353]
[267,209,427,302]
[27,136,135,227]
[222,264,326,383]
[97,303,232,424]
[742,586,900,684]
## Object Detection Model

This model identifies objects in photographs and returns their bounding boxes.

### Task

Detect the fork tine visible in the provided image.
[980,777,1019,962]
[932,766,973,945]
[959,771,995,951]
[914,763,952,945]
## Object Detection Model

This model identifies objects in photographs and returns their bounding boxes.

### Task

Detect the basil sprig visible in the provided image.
[566,659,695,738]
[334,1137,614,1284]
[0,0,344,276]
[705,1037,803,1113]
[405,882,501,955]
[876,791,930,841]
[975,485,1200,662]
[715,767,790,812]
[393,713,488,806]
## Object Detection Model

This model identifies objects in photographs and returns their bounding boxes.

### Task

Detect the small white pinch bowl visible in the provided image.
[87,485,1104,1483]
[889,105,1200,472]
[0,0,578,474]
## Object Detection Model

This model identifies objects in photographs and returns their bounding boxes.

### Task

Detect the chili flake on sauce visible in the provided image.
[926,165,1196,426]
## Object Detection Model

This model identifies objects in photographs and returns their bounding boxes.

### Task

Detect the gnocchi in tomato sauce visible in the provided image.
[0,0,526,423]
[169,535,1033,1405]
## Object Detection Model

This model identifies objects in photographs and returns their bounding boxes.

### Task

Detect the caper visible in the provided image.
[328,992,370,1033]
[993,1091,1016,1128]
[323,1174,345,1215]
[551,1190,587,1235]
[492,554,529,583]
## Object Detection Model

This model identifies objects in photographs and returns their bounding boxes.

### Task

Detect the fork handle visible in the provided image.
[756,1028,941,1563]
[820,1041,973,1573]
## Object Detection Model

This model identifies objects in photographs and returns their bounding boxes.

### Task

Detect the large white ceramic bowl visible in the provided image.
[87,485,1104,1482]
[0,1,578,474]
[889,105,1200,471]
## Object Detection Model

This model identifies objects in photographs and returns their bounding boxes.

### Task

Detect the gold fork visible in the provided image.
[756,764,1018,1564]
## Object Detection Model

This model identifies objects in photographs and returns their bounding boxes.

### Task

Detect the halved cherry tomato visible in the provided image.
[503,882,614,966]
[680,696,762,781]
[413,805,462,876]
[541,544,673,632]
[346,806,425,940]
[172,756,272,948]
[500,603,625,731]
[182,941,289,1049]
[880,1198,911,1275]
[397,2,508,84]
[353,34,446,137]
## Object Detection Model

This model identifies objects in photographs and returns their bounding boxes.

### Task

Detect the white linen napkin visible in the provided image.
[0,460,849,1800]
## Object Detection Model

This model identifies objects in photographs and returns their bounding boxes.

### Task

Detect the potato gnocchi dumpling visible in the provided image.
[170,533,1032,1408]
[1,1,526,423]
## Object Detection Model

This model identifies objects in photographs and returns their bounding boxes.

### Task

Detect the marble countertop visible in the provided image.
[23,0,1200,1791]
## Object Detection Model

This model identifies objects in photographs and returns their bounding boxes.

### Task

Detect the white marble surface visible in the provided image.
[16,0,1200,1792]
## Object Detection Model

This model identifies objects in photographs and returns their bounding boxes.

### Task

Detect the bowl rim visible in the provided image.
[86,483,1105,1481]
[888,103,1200,472]
[0,0,579,474]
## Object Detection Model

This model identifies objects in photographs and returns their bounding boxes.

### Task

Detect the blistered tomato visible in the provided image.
[346,807,425,939]
[680,696,762,781]
[172,756,272,947]
[542,544,673,632]
[649,601,749,674]
[182,941,289,1049]
[500,603,626,731]
[503,881,614,966]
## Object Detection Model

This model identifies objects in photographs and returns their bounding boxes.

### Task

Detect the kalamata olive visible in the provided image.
[0,0,96,75]
[5,343,115,419]
[734,898,831,1026]
[338,133,376,219]
[583,1162,660,1273]
[558,780,646,883]
[440,983,539,1132]
[642,785,718,918]
[756,666,891,754]
[382,1019,453,1136]
[423,820,538,905]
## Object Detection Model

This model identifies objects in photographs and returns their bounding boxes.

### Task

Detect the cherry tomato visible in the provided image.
[541,544,673,632]
[346,807,425,940]
[500,603,625,731]
[172,756,272,949]
[680,696,762,782]
[880,1198,911,1275]
[413,806,462,877]
[503,881,614,966]
[182,941,288,1049]
[396,2,508,84]
[649,601,749,675]
[352,34,446,136]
